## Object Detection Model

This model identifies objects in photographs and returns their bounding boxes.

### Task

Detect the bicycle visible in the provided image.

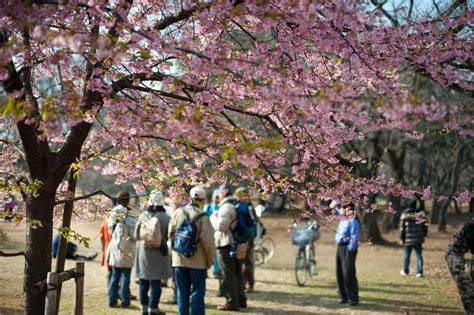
[292,221,320,286]
[254,236,275,266]
[253,222,275,266]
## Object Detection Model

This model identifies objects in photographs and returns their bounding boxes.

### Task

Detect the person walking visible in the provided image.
[107,190,137,308]
[399,200,428,277]
[135,190,172,315]
[210,183,247,311]
[168,186,215,315]
[446,219,474,314]
[335,202,360,307]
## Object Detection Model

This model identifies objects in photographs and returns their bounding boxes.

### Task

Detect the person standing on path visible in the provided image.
[399,200,428,277]
[234,187,258,293]
[210,183,247,311]
[335,202,360,307]
[168,186,215,315]
[107,190,137,309]
[135,190,172,315]
[446,219,474,314]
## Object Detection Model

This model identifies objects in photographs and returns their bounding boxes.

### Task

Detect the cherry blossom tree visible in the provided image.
[0,0,472,312]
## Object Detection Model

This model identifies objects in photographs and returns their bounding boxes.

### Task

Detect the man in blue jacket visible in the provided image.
[335,202,360,307]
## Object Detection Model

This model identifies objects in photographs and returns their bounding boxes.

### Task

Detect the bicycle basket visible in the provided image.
[291,228,320,246]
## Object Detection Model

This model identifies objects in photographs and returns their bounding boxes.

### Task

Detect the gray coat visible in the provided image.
[134,210,173,280]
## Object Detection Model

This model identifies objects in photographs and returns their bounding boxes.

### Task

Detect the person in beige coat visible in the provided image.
[210,183,247,311]
[168,186,215,315]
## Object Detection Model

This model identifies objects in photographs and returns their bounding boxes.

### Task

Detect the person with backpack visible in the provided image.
[107,190,137,309]
[210,183,247,311]
[335,202,360,307]
[234,187,258,293]
[134,190,172,315]
[399,200,428,278]
[168,186,215,315]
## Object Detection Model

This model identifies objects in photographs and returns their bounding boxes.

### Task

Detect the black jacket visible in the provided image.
[400,208,428,245]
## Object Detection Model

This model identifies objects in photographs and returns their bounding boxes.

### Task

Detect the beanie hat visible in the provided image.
[190,186,206,201]
[148,190,165,206]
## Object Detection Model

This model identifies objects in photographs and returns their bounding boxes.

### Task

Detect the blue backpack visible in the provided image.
[172,206,207,257]
[232,202,257,243]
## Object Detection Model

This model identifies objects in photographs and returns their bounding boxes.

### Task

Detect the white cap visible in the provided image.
[190,186,206,201]
[148,190,164,206]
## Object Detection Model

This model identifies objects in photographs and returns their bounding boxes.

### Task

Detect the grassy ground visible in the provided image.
[0,213,469,314]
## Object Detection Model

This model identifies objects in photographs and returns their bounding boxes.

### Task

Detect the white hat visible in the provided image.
[190,186,206,201]
[148,190,164,206]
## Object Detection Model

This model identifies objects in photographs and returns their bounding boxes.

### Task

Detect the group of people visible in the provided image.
[99,184,260,315]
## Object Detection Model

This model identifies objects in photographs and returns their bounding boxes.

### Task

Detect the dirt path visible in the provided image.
[0,214,466,314]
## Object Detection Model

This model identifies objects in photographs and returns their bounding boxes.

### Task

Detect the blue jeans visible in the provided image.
[175,267,207,315]
[139,279,162,312]
[108,267,131,306]
[403,244,423,274]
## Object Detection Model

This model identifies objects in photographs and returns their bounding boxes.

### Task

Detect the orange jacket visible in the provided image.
[99,219,112,267]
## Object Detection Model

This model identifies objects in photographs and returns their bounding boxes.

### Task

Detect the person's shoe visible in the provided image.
[349,301,358,307]
[239,300,247,308]
[121,302,131,308]
[339,299,348,304]
[246,286,254,293]
[416,273,423,278]
[130,294,137,301]
[108,301,118,308]
[217,304,239,311]
[400,270,408,276]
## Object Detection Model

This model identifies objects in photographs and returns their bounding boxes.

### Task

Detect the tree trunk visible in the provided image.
[431,199,442,224]
[24,188,56,315]
[381,195,402,232]
[438,198,450,232]
[453,199,460,215]
[360,210,384,244]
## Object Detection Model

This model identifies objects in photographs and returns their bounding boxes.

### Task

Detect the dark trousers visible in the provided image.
[175,267,207,315]
[336,245,358,303]
[242,239,255,287]
[217,246,246,308]
[403,244,423,275]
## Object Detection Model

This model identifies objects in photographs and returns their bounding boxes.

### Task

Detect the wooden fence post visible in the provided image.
[45,272,58,315]
[74,262,84,315]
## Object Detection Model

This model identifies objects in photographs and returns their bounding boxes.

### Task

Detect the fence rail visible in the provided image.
[33,261,84,315]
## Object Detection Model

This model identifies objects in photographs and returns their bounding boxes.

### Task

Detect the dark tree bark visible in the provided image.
[23,187,55,314]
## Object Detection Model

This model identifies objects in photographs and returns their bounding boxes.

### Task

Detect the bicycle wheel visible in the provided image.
[295,247,308,286]
[308,243,316,276]
[254,249,265,266]
[260,237,275,263]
